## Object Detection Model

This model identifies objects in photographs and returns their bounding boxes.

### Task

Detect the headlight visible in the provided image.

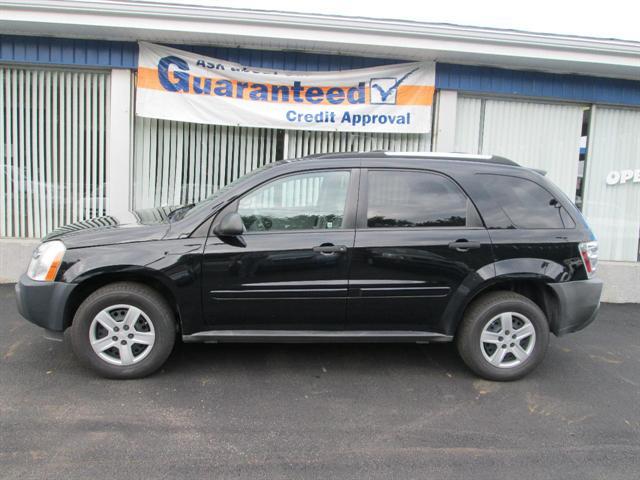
[27,241,66,281]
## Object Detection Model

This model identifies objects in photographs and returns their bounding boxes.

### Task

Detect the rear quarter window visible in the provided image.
[481,174,575,229]
[366,170,475,228]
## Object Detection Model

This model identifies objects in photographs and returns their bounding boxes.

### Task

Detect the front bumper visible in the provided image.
[15,274,77,332]
[548,278,603,336]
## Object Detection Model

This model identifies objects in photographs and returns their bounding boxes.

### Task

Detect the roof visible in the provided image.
[1,1,640,80]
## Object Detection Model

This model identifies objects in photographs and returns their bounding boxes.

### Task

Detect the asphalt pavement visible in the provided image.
[1,283,639,479]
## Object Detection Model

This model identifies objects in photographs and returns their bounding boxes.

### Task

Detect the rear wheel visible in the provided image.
[456,291,549,381]
[70,282,176,379]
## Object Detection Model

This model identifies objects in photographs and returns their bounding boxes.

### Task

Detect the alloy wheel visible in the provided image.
[89,304,156,366]
[479,312,536,369]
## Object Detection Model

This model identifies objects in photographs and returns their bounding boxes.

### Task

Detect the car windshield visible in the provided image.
[174,162,280,222]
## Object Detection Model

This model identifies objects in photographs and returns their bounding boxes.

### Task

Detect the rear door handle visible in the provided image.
[448,240,481,252]
[313,244,347,254]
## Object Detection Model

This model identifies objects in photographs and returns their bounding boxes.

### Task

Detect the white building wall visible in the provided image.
[582,106,640,262]
[431,90,458,152]
[106,69,132,218]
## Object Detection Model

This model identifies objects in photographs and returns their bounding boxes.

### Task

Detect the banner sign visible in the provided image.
[136,42,435,133]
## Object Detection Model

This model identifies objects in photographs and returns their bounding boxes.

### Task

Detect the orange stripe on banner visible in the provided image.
[396,85,435,106]
[138,67,164,90]
[137,67,433,106]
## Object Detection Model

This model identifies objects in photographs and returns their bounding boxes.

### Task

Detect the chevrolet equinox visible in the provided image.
[15,152,603,380]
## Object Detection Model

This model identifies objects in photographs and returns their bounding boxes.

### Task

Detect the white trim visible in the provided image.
[106,69,132,217]
[433,90,458,152]
[1,1,640,79]
[1,1,638,53]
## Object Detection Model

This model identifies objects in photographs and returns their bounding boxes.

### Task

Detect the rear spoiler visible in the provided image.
[530,168,547,176]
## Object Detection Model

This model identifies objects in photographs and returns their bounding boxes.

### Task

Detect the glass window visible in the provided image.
[237,170,350,232]
[483,174,574,229]
[367,171,468,228]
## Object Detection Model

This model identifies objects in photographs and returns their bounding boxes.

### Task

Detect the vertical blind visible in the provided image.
[132,119,280,209]
[0,67,109,238]
[583,106,640,262]
[454,96,584,200]
[453,97,483,153]
[133,120,431,210]
[285,130,430,159]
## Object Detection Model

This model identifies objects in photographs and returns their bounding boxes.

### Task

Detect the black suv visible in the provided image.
[15,152,602,380]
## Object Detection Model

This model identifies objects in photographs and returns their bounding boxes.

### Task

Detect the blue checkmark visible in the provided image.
[371,68,420,102]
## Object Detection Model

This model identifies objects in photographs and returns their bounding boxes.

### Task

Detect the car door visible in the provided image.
[201,168,359,331]
[347,168,494,332]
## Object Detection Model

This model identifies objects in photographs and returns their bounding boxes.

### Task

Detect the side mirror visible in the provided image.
[214,212,245,237]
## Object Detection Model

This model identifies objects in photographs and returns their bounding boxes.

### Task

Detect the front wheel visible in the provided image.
[456,291,550,381]
[70,282,176,379]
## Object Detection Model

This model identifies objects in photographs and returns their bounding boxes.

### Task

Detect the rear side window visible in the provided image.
[482,174,575,229]
[366,170,470,228]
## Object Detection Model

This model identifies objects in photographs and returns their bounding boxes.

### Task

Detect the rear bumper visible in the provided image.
[15,274,77,332]
[548,278,603,336]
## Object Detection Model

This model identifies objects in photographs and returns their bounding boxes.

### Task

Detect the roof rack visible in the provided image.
[384,152,491,160]
[308,151,519,167]
[382,151,520,167]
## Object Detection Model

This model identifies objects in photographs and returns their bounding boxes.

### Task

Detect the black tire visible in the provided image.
[456,291,550,381]
[70,282,176,379]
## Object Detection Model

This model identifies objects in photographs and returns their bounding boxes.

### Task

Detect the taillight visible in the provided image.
[579,241,598,278]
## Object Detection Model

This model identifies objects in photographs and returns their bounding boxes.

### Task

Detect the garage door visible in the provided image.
[454,97,584,199]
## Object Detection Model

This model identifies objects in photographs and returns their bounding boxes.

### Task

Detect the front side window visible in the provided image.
[482,174,574,229]
[366,170,468,228]
[237,170,350,232]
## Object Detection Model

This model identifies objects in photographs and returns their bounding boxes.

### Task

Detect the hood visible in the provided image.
[43,206,181,248]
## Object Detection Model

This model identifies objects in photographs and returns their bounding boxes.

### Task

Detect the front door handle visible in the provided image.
[313,244,347,254]
[448,240,481,252]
